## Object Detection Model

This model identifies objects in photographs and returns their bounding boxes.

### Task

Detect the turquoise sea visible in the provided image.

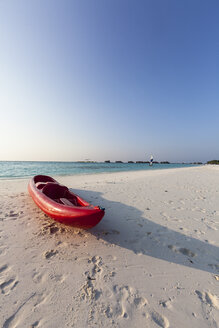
[0,161,199,179]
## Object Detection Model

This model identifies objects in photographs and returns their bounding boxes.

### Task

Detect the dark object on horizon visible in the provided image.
[192,162,203,165]
[115,161,123,163]
[160,161,170,164]
[136,161,146,163]
[153,161,159,164]
[149,155,154,166]
[77,161,96,163]
[207,160,219,165]
[104,160,111,163]
[128,161,134,163]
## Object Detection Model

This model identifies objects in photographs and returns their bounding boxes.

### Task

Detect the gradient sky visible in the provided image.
[1,0,219,162]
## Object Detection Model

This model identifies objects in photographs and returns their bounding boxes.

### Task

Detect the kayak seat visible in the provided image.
[42,183,69,200]
[60,198,74,206]
[34,175,56,184]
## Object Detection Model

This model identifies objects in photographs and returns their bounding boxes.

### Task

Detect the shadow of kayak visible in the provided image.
[70,188,219,275]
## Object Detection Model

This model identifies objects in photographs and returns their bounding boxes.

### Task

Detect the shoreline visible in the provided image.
[0,162,201,181]
[0,164,205,182]
[0,166,218,327]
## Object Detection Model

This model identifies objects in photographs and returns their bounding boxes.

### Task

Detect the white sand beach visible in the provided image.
[0,165,218,328]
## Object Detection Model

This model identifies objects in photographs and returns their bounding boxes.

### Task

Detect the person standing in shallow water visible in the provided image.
[149,155,153,166]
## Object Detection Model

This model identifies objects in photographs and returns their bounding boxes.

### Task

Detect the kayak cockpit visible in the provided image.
[33,177,79,207]
[41,183,79,206]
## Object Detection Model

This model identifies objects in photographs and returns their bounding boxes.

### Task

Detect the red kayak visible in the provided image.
[28,175,105,229]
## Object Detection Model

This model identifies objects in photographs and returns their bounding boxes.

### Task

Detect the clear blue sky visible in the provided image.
[1,0,218,162]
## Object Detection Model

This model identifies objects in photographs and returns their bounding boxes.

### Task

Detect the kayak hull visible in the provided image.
[28,175,105,229]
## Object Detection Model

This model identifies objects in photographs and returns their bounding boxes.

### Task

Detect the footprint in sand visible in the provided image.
[5,210,20,220]
[32,271,47,284]
[76,260,148,325]
[44,249,58,259]
[0,264,19,295]
[208,263,219,271]
[30,320,40,327]
[40,222,64,236]
[168,245,196,258]
[87,256,103,278]
[80,256,104,302]
[159,299,172,310]
[0,264,9,274]
[102,229,120,236]
[151,311,169,328]
[195,290,219,310]
[0,277,19,295]
[50,273,66,283]
[110,285,148,319]
[0,246,7,256]
[33,291,51,307]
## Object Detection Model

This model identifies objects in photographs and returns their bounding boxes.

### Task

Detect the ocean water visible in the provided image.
[0,161,198,179]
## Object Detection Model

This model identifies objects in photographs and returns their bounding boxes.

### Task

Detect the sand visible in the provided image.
[0,165,218,328]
